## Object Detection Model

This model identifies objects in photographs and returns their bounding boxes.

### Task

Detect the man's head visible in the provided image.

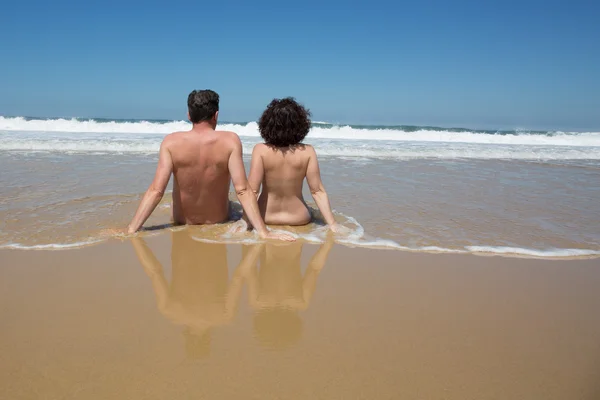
[188,90,219,126]
[258,97,311,147]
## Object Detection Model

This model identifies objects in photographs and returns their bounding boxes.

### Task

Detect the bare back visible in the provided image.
[249,144,314,225]
[167,129,236,224]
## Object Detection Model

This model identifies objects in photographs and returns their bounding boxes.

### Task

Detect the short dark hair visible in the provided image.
[187,90,219,123]
[258,97,311,147]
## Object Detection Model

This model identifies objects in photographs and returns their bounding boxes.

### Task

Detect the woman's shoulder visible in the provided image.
[252,142,269,153]
[299,143,316,156]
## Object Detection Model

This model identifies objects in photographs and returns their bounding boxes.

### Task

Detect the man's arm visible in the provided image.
[228,135,295,241]
[127,139,173,234]
[247,144,265,196]
[238,144,266,229]
[305,146,339,231]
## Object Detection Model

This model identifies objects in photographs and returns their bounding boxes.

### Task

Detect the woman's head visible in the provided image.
[258,97,311,147]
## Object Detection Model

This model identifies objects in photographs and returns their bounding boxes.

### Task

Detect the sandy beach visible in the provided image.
[1,231,599,399]
[2,1,600,398]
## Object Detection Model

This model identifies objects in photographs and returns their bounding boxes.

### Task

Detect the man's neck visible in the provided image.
[191,121,216,132]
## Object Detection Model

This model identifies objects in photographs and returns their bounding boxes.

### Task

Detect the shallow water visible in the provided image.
[1,148,598,258]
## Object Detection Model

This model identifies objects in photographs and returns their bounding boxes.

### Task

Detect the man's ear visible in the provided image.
[214,110,219,124]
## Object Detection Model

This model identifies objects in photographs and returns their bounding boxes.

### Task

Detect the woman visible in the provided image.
[244,97,339,232]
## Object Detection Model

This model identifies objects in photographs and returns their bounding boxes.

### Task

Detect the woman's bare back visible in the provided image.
[247,143,338,231]
[250,144,312,225]
[243,97,338,231]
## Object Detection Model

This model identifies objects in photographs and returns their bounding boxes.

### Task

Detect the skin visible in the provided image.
[127,113,295,241]
[247,143,339,231]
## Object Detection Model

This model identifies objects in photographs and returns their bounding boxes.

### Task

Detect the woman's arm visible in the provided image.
[305,146,338,231]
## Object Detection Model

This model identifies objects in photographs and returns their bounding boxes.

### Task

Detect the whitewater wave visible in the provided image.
[1,135,599,160]
[2,116,600,147]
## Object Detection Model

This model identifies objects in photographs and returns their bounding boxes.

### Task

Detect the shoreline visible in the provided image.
[2,229,599,260]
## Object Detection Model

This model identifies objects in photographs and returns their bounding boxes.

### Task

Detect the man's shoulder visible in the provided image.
[215,130,240,139]
[163,131,187,142]
[158,131,182,149]
[215,130,242,147]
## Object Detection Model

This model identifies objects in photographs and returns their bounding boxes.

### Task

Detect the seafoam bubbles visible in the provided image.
[465,246,600,258]
[214,212,405,249]
[0,238,106,250]
[2,218,599,259]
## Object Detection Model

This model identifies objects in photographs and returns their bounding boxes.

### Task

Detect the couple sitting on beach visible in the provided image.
[126,89,339,241]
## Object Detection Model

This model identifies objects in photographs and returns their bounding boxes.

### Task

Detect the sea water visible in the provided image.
[1,116,599,258]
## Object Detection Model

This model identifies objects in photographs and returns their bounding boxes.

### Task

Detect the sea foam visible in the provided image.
[2,117,600,160]
[2,116,600,146]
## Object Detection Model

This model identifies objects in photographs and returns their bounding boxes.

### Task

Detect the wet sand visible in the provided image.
[1,232,599,399]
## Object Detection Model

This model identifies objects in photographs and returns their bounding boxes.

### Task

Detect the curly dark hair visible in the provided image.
[258,97,311,147]
[188,89,219,123]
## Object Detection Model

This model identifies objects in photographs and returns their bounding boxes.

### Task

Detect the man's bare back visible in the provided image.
[168,128,236,225]
[126,89,294,241]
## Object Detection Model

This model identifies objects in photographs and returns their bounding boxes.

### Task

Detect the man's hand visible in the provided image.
[259,230,296,242]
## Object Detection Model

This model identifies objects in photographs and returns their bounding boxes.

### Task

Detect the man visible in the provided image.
[127,89,294,241]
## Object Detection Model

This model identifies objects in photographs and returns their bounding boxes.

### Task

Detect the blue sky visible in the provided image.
[1,0,599,130]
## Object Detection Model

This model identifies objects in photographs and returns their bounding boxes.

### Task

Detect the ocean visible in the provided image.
[1,116,599,257]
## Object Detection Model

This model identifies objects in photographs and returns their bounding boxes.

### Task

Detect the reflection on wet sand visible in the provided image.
[131,230,334,356]
[132,231,241,358]
[242,240,334,349]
